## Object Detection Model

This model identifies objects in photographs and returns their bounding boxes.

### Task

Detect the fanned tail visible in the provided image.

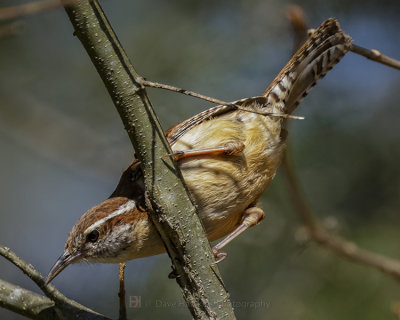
[263,18,352,115]
[160,19,352,146]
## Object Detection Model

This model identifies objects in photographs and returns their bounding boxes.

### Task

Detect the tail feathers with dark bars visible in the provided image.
[263,18,352,115]
[163,18,352,146]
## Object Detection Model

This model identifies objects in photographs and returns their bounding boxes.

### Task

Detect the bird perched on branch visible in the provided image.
[47,18,352,283]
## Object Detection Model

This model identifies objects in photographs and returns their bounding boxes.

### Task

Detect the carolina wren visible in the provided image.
[47,19,352,283]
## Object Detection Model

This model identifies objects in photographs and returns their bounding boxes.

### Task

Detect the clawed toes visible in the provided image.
[212,248,227,263]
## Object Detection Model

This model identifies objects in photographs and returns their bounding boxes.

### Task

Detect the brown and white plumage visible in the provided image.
[113,18,352,242]
[47,19,352,283]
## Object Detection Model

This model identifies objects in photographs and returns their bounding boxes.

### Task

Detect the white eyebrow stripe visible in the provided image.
[84,200,136,234]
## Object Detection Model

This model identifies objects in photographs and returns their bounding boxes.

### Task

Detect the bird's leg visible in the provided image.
[212,207,265,263]
[169,142,245,161]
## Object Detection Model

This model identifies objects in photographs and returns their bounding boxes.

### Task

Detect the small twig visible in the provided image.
[142,79,232,107]
[284,6,400,283]
[0,0,79,21]
[0,245,107,316]
[0,245,65,304]
[118,263,127,320]
[236,106,304,120]
[310,227,400,282]
[282,152,400,282]
[282,153,316,230]
[350,44,400,70]
[304,27,400,71]
[285,5,308,49]
[142,79,304,120]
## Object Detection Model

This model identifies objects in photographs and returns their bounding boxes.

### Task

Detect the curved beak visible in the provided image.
[46,249,81,284]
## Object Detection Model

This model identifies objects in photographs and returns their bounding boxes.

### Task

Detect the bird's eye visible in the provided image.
[87,230,100,243]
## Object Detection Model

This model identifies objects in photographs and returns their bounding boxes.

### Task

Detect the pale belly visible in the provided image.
[172,111,285,241]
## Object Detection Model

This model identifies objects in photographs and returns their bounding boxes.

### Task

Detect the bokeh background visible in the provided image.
[1,0,399,319]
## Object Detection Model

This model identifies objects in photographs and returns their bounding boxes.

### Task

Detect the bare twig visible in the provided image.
[0,0,78,21]
[282,153,317,230]
[0,245,110,319]
[283,6,400,283]
[350,44,400,70]
[118,263,127,320]
[141,79,230,106]
[310,227,400,282]
[282,152,400,282]
[142,79,304,120]
[285,5,308,49]
[0,245,70,304]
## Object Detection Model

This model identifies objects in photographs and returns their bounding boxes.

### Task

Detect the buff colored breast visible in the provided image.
[173,108,285,241]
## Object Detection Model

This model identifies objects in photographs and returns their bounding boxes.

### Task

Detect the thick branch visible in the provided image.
[62,1,235,319]
[0,279,110,320]
[0,279,57,320]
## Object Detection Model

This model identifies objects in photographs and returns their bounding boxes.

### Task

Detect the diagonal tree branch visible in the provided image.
[0,279,58,320]
[0,279,110,320]
[0,245,110,319]
[142,79,303,120]
[287,5,400,71]
[282,153,400,282]
[350,44,400,70]
[284,5,400,283]
[61,0,235,319]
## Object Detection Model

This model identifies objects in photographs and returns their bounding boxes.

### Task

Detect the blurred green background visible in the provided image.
[1,0,399,319]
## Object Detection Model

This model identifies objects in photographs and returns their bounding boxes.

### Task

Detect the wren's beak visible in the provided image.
[46,249,81,284]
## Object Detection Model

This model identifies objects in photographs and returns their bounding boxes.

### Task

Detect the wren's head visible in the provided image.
[46,196,161,284]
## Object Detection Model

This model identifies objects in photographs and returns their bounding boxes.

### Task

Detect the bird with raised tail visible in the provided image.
[47,18,352,284]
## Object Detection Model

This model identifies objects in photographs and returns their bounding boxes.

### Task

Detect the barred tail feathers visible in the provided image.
[263,18,352,115]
